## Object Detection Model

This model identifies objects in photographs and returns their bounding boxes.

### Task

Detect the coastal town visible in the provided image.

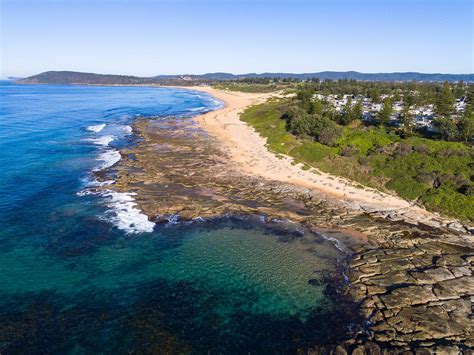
[319,91,468,131]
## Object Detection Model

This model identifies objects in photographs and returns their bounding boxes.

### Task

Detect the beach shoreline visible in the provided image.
[179,86,471,233]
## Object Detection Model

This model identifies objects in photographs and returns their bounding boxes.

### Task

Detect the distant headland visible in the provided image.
[18,70,474,86]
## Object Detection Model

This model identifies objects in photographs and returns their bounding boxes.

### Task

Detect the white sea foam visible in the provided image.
[320,233,346,253]
[77,178,115,196]
[86,124,106,133]
[79,119,154,234]
[86,135,116,146]
[190,106,206,112]
[102,190,155,234]
[76,189,96,197]
[77,186,154,234]
[121,125,133,134]
[82,178,115,189]
[94,149,121,171]
[81,177,115,188]
[211,98,225,108]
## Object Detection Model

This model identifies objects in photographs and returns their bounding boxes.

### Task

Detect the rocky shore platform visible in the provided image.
[102,115,473,354]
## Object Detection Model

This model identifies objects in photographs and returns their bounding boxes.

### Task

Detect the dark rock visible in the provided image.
[334,345,348,355]
[308,278,322,286]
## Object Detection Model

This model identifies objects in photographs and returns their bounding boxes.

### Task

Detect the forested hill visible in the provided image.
[19,70,473,85]
[18,71,154,85]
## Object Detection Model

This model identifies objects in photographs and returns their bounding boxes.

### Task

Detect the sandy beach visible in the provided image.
[186,86,469,228]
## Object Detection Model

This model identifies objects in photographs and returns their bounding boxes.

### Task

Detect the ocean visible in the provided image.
[0,81,355,353]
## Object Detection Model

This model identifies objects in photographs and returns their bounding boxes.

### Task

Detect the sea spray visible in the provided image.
[80,125,154,233]
[86,123,107,133]
[94,150,121,171]
[101,190,155,234]
[85,135,116,146]
[121,125,133,134]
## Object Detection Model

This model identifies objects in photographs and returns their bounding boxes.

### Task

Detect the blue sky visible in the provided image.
[1,0,472,77]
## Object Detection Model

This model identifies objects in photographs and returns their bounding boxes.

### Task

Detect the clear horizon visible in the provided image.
[1,0,473,78]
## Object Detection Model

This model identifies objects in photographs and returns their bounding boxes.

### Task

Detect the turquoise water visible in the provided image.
[0,81,358,353]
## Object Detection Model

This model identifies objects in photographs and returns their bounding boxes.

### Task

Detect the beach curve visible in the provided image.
[185,86,468,229]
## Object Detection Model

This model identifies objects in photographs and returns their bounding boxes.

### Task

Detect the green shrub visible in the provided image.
[336,127,397,155]
[421,188,474,221]
[292,141,335,163]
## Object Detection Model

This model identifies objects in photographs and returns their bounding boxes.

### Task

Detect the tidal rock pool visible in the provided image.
[0,216,361,353]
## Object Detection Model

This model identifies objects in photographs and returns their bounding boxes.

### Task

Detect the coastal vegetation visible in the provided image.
[214,79,297,93]
[241,81,474,221]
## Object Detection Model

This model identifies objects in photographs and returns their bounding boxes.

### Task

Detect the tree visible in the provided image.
[435,81,455,117]
[434,117,458,141]
[310,98,324,115]
[370,88,381,103]
[352,99,363,120]
[338,98,353,125]
[404,90,415,107]
[459,108,474,142]
[296,88,314,113]
[393,91,401,102]
[311,115,342,146]
[454,81,465,99]
[285,105,314,137]
[287,112,314,137]
[378,98,393,126]
[399,105,414,135]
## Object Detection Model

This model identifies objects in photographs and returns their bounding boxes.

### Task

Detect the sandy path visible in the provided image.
[183,86,460,224]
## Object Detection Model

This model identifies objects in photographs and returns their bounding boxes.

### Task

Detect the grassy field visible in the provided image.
[240,98,474,221]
